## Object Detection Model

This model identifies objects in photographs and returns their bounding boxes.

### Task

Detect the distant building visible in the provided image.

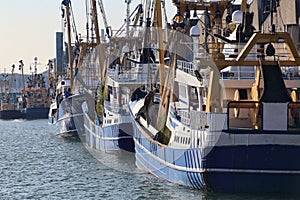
[56,32,64,76]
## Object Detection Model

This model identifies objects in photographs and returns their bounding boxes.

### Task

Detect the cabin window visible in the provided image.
[200,87,207,98]
[106,86,113,101]
[113,88,117,99]
[51,109,57,116]
[190,87,198,102]
[121,94,126,105]
[239,89,248,100]
[108,86,113,95]
[179,85,187,98]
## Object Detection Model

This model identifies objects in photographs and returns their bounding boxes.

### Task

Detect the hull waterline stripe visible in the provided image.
[84,124,132,140]
[50,113,83,125]
[134,133,300,175]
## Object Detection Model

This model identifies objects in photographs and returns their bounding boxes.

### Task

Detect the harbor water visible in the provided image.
[0,119,297,199]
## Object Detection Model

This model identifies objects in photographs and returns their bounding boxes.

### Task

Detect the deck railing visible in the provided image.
[227,101,300,132]
[169,100,300,132]
[104,100,129,115]
[177,60,194,76]
[169,104,191,126]
[177,59,300,81]
[107,63,158,83]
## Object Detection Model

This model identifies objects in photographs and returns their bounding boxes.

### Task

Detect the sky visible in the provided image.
[0,0,176,74]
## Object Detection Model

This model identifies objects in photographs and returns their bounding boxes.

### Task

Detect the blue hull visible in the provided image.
[203,145,300,193]
[0,110,25,120]
[24,108,49,119]
[48,94,84,137]
[49,114,78,137]
[133,121,300,193]
[83,103,134,153]
[133,126,205,189]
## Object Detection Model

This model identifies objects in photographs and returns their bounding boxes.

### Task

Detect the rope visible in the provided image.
[115,3,145,36]
[69,1,79,44]
[85,0,90,42]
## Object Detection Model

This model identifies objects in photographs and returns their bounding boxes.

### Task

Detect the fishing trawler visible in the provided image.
[0,65,24,120]
[77,0,159,153]
[48,0,84,137]
[129,0,300,193]
[48,78,84,137]
[20,58,50,119]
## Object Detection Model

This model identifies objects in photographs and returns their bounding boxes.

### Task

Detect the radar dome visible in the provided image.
[122,45,129,53]
[190,25,200,37]
[232,10,243,24]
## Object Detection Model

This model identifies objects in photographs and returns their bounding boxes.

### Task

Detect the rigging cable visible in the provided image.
[69,1,79,44]
[97,0,111,38]
[115,3,144,36]
[150,0,155,21]
[162,0,168,27]
[144,0,151,20]
[60,4,67,34]
[85,0,90,42]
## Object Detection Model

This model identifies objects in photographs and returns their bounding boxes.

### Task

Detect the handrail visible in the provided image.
[227,101,300,132]
[107,63,158,82]
[177,59,300,80]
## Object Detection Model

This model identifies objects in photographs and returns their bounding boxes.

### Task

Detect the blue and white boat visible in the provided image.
[21,61,50,120]
[81,38,157,153]
[48,79,84,137]
[48,1,84,137]
[78,0,159,153]
[128,0,300,193]
[0,66,25,120]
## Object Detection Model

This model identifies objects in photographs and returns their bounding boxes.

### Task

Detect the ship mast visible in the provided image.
[155,0,165,94]
[9,64,15,95]
[18,60,25,91]
[125,0,131,38]
[92,0,101,45]
[2,70,8,99]
[91,0,105,83]
[62,0,74,91]
[155,0,171,132]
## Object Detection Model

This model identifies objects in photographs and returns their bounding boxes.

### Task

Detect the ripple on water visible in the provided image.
[1,119,296,199]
